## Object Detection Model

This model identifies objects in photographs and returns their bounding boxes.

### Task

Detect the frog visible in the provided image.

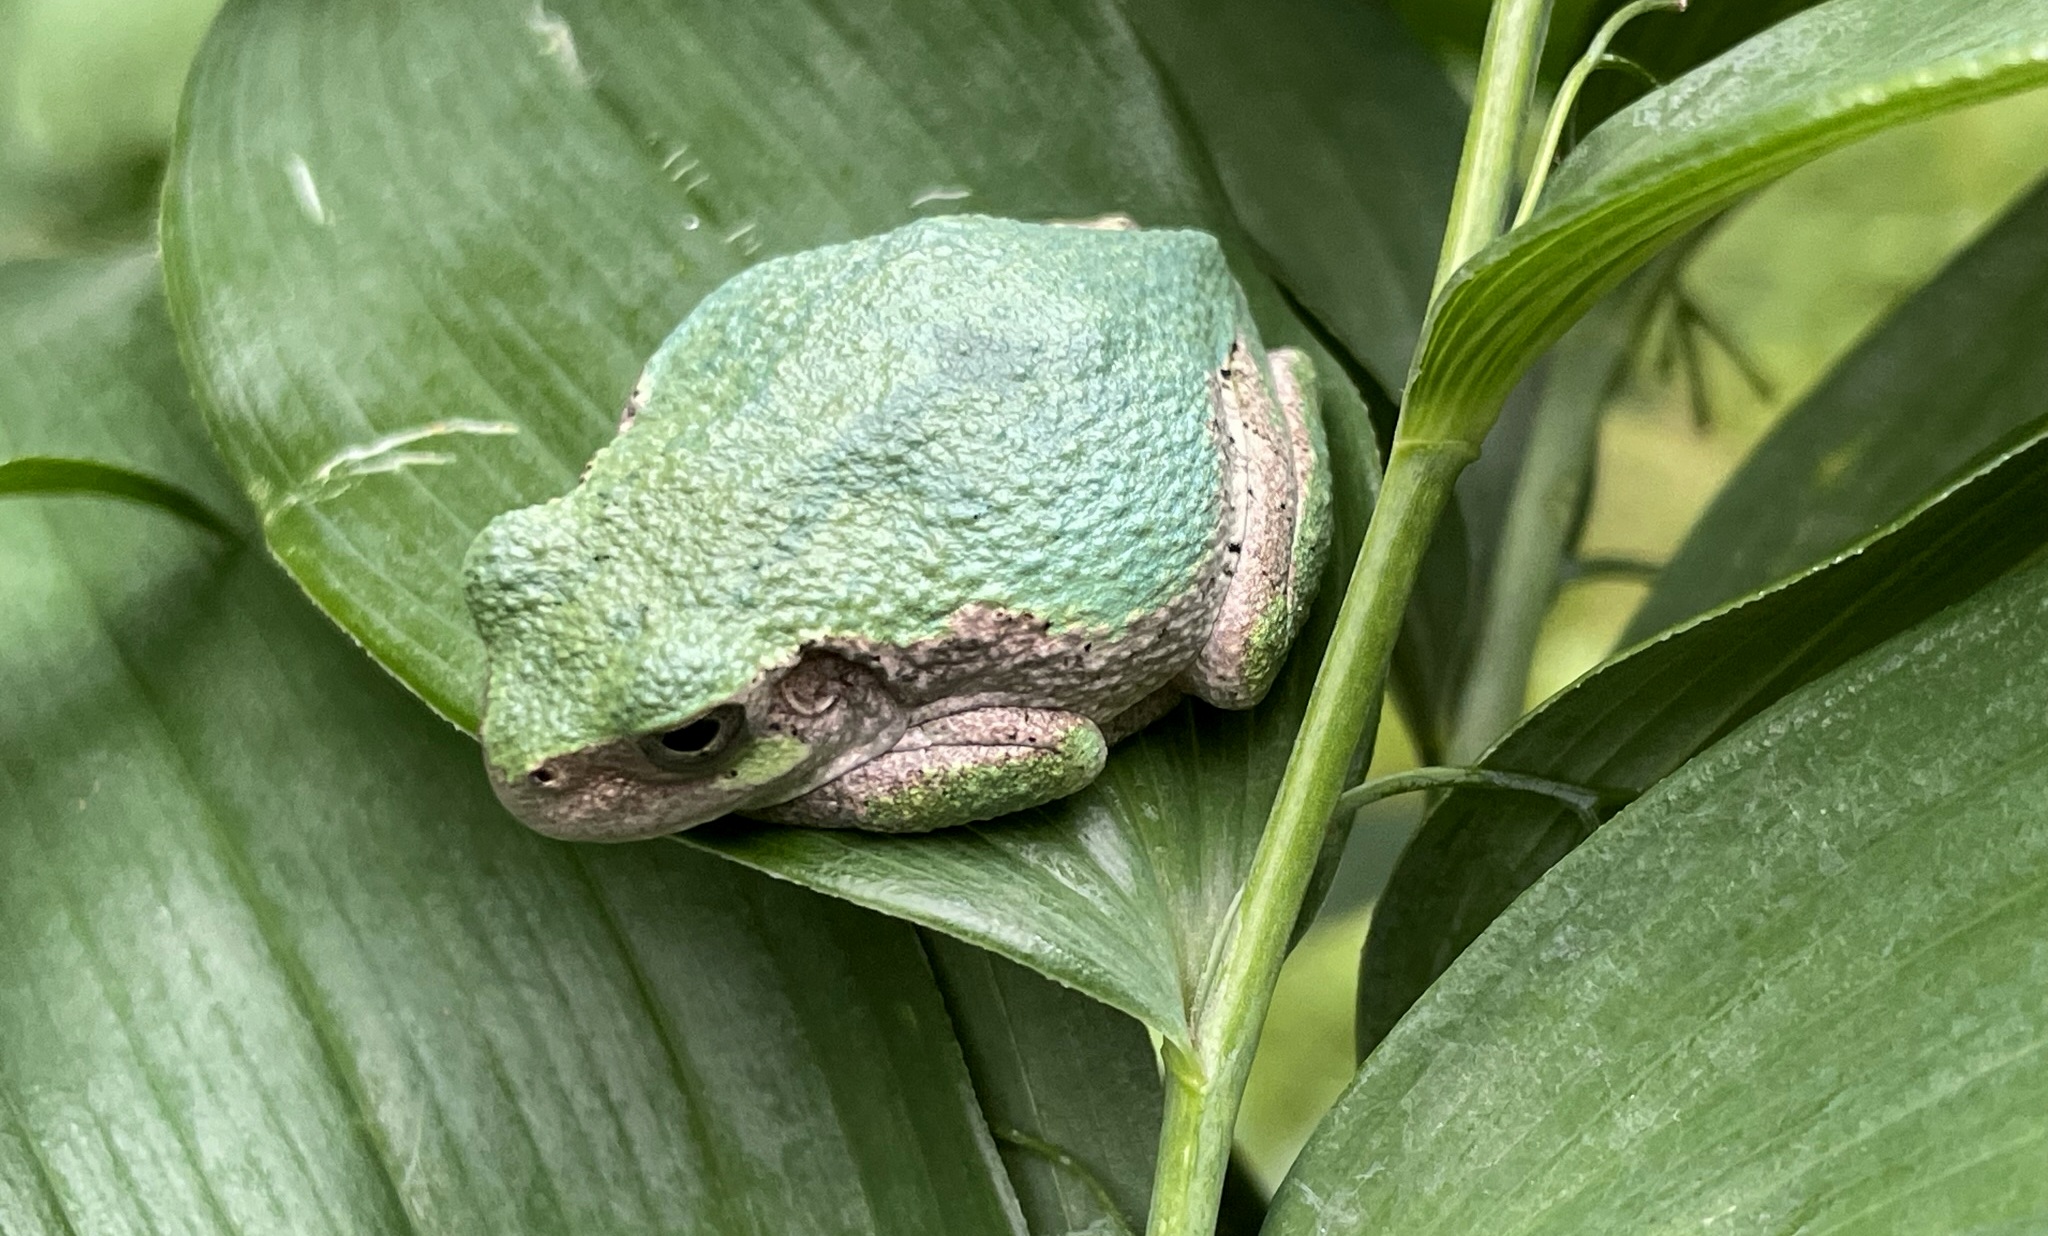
[464,213,1330,840]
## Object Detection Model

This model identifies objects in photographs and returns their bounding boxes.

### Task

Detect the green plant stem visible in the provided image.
[0,455,237,537]
[1514,0,1687,227]
[1435,0,1555,291]
[1147,2,1553,1226]
[1332,765,1606,827]
[1445,336,1611,760]
[1144,440,1472,1236]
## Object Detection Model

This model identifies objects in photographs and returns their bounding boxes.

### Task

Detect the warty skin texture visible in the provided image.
[465,215,1328,838]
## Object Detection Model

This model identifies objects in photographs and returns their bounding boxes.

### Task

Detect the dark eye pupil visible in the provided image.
[660,717,724,754]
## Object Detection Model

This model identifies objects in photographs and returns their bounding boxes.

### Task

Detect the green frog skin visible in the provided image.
[464,214,1330,839]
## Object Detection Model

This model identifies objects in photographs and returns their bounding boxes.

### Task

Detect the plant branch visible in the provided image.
[1332,765,1610,828]
[1144,440,1471,1235]
[1147,2,1563,1229]
[1435,0,1555,291]
[1516,0,1687,227]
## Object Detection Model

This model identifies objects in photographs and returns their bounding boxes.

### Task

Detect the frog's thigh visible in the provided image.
[1182,345,1322,710]
[755,708,1107,833]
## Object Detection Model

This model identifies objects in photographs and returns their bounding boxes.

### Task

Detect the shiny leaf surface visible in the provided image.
[1358,426,2048,1054]
[928,936,1162,1236]
[1,250,1026,1236]
[1277,551,2048,1234]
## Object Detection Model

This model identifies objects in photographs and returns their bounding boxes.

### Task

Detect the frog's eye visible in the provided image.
[639,704,745,771]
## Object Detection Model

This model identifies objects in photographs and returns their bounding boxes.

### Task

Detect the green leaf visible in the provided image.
[0,454,235,534]
[1402,0,2048,448]
[927,936,1161,1236]
[1576,0,1825,130]
[1273,551,2048,1234]
[164,0,1396,1043]
[2,251,1031,1235]
[165,0,1233,727]
[1120,0,1463,389]
[1358,423,2048,1056]
[1627,172,2048,641]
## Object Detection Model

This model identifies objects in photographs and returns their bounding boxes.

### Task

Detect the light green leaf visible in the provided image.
[163,0,1395,1043]
[1,250,1029,1235]
[164,0,1233,726]
[1402,0,2048,447]
[1628,172,2048,641]
[928,936,1162,1236]
[1359,424,2048,1055]
[1361,166,2048,1045]
[1274,549,2048,1234]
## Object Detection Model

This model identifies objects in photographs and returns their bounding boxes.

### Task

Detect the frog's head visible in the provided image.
[462,504,907,841]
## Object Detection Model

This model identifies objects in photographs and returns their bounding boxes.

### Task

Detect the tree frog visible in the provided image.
[465,214,1329,840]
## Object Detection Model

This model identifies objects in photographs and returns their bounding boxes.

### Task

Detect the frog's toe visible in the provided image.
[751,708,1105,833]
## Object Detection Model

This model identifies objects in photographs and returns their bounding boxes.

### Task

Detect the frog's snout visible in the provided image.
[481,742,751,842]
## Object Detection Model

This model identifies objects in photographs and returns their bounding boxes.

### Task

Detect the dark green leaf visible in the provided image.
[0,454,235,534]
[165,0,1390,1043]
[927,936,1161,1236]
[1276,552,2048,1234]
[1628,172,2048,641]
[1,251,1026,1236]
[1359,424,2048,1055]
[1402,0,2048,448]
[1121,0,1463,389]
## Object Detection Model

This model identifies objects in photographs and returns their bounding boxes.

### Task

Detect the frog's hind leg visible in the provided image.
[752,708,1107,833]
[1180,344,1330,710]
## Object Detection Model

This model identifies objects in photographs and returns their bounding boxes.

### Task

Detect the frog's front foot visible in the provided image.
[751,708,1106,833]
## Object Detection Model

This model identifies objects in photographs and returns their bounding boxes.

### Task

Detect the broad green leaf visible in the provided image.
[164,0,1390,1043]
[0,454,234,534]
[1275,551,2048,1235]
[1627,172,2048,641]
[927,936,1161,1236]
[2,251,1027,1235]
[166,0,1229,726]
[1358,424,2048,1055]
[1401,0,2048,448]
[1120,0,1462,389]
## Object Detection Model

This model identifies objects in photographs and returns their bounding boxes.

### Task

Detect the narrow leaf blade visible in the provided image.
[0,454,236,534]
[1628,172,2048,640]
[1360,426,2048,1054]
[1404,0,2048,446]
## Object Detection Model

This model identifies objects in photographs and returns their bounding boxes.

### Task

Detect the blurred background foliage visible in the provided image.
[5,0,2045,1196]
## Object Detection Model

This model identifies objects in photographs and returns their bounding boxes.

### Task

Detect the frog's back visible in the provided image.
[607,215,1241,649]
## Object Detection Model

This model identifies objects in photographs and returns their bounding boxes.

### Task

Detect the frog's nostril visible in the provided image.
[529,765,561,788]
